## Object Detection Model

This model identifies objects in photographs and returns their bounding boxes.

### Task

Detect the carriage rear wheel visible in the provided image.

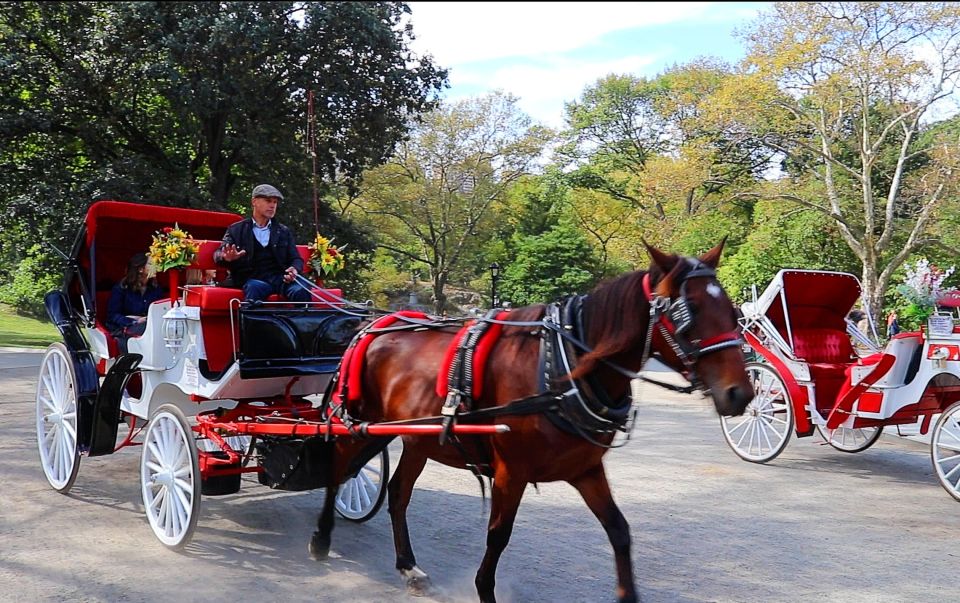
[931,401,960,502]
[335,448,389,522]
[816,424,883,453]
[36,343,81,492]
[720,362,794,463]
[140,404,202,548]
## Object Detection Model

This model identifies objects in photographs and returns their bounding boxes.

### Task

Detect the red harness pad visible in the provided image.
[334,311,430,404]
[435,311,511,400]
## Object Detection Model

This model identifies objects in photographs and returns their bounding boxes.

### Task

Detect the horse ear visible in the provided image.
[699,237,727,269]
[643,239,676,274]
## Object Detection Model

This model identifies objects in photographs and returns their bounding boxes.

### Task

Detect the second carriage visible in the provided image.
[720,268,960,501]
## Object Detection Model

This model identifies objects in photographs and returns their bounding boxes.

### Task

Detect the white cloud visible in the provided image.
[406,2,716,65]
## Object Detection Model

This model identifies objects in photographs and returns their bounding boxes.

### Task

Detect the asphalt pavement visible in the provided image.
[1,348,958,602]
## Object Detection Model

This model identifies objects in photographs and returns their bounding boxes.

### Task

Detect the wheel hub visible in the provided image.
[153,469,175,489]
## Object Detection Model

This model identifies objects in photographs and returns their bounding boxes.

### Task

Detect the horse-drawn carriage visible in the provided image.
[38,200,506,548]
[721,268,960,501]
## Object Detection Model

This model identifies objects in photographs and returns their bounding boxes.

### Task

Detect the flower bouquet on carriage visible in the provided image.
[895,258,956,331]
[146,224,200,276]
[307,233,346,281]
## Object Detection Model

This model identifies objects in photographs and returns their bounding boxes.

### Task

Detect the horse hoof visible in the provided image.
[401,566,432,596]
[308,532,330,560]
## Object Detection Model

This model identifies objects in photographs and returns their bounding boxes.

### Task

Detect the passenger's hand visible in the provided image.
[284,266,298,283]
[136,316,146,324]
[221,244,246,262]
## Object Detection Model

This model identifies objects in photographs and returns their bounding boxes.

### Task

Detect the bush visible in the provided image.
[0,245,61,318]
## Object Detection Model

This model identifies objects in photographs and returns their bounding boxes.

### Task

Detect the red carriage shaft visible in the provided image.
[202,421,510,437]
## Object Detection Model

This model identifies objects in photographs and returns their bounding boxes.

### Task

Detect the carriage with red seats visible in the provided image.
[721,268,960,501]
[37,200,507,548]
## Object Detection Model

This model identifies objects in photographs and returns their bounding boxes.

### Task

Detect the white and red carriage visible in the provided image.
[721,269,960,501]
[37,200,504,548]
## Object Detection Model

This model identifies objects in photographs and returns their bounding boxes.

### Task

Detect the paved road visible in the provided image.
[1,348,957,602]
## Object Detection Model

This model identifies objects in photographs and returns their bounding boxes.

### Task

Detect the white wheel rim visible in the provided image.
[820,426,881,451]
[335,453,384,520]
[722,365,792,461]
[932,406,960,499]
[36,347,78,490]
[141,411,198,547]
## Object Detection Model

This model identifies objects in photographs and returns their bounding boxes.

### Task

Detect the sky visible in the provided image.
[405,2,772,129]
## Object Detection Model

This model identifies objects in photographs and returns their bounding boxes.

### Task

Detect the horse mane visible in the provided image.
[569,256,684,380]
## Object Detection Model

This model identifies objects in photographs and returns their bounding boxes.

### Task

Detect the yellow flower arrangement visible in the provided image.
[308,233,346,278]
[146,224,200,276]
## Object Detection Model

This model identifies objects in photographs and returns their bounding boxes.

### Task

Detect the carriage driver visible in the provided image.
[214,183,312,303]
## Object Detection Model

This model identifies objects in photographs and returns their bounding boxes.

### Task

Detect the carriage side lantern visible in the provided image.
[162,304,188,353]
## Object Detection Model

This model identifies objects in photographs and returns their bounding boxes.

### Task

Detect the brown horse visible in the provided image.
[311,241,753,603]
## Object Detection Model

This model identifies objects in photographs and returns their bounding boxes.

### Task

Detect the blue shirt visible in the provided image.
[106,282,165,332]
[252,219,271,247]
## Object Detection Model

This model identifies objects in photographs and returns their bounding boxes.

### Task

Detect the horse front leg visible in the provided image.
[389,445,431,595]
[309,480,338,559]
[474,470,526,603]
[569,464,636,603]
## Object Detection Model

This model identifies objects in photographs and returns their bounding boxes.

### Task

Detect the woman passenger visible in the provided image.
[106,252,165,353]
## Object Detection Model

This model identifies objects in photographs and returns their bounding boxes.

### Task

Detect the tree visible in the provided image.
[0,2,447,271]
[716,2,960,319]
[351,92,553,314]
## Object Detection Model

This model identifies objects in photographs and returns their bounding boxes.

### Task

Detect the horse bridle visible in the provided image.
[641,260,742,386]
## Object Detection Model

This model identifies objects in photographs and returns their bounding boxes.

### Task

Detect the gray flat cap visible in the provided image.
[251,183,284,200]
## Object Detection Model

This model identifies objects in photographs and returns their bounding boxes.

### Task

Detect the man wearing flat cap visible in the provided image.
[214,184,311,302]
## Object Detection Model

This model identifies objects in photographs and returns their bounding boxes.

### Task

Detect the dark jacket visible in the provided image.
[106,282,165,332]
[214,217,303,286]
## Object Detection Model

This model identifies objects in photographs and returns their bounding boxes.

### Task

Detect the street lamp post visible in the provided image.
[489,262,500,308]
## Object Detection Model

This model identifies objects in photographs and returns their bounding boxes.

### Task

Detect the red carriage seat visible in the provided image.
[791,328,857,412]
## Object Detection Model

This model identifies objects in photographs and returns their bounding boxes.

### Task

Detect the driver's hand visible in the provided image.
[284,266,298,283]
[221,244,246,262]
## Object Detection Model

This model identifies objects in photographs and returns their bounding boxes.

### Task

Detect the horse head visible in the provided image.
[642,239,752,416]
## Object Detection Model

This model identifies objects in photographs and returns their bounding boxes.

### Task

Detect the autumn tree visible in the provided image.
[717,2,960,318]
[351,92,552,313]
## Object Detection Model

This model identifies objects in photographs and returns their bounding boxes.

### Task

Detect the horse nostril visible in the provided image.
[726,385,752,413]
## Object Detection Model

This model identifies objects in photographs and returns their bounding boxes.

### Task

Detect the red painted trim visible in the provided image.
[701,332,740,347]
[743,331,811,434]
[825,354,894,429]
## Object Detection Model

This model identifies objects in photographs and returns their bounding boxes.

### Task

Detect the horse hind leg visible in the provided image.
[389,445,432,595]
[474,470,526,603]
[569,464,637,603]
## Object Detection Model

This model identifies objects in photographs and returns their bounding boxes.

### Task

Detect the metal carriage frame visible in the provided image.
[721,269,960,501]
[37,200,506,548]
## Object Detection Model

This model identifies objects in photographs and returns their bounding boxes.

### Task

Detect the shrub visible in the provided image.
[0,245,61,318]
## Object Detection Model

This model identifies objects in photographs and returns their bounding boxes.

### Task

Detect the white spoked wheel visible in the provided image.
[335,448,389,522]
[931,402,960,502]
[816,424,883,453]
[36,343,81,492]
[720,362,794,463]
[140,404,201,549]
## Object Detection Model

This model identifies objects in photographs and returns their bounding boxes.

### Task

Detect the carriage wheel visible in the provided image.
[140,404,201,548]
[335,448,389,522]
[36,343,81,492]
[720,362,794,463]
[931,401,960,502]
[816,424,883,453]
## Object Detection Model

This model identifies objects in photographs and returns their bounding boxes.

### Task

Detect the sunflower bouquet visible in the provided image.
[146,224,200,276]
[308,233,346,278]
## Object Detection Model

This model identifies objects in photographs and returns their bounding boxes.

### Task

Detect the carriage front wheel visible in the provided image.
[334,448,389,522]
[36,343,81,492]
[140,404,202,548]
[720,362,794,463]
[931,401,960,502]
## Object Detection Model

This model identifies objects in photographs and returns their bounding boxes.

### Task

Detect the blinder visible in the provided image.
[642,260,742,385]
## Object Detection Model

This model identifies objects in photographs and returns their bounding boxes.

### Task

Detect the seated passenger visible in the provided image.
[213,183,312,303]
[106,252,165,354]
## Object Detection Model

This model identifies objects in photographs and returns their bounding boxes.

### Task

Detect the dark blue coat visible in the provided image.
[106,282,165,332]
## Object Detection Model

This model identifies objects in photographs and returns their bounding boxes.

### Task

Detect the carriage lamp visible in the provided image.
[162,305,188,353]
[489,262,500,308]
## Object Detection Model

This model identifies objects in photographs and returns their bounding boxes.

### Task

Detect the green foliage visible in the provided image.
[0,245,61,318]
[0,1,445,270]
[498,222,599,305]
[719,201,859,302]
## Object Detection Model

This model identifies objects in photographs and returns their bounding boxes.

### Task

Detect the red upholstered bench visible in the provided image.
[791,328,857,412]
